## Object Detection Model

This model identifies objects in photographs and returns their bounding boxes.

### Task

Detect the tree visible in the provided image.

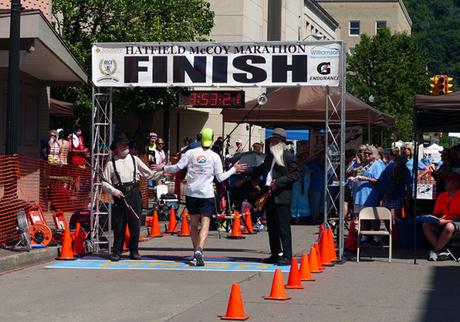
[347,28,429,141]
[404,0,460,88]
[51,0,214,134]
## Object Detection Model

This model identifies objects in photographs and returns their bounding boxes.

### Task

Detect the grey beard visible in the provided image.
[270,143,286,167]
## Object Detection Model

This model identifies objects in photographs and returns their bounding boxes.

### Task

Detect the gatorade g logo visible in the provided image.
[196,155,207,164]
[317,62,331,75]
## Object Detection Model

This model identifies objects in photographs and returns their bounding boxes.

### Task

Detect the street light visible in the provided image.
[302,33,324,41]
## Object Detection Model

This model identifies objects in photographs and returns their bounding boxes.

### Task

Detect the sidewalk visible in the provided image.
[0,246,57,273]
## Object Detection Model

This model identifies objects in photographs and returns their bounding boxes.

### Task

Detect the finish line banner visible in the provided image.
[92,41,341,87]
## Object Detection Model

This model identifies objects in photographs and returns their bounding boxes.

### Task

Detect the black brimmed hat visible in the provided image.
[110,132,129,150]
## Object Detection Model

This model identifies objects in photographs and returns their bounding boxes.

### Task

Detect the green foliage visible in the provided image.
[347,28,429,141]
[404,0,460,88]
[51,0,214,128]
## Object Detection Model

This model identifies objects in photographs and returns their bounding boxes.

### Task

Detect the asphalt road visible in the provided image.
[1,225,460,322]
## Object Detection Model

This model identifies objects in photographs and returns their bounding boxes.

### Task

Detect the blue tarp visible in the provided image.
[265,129,309,141]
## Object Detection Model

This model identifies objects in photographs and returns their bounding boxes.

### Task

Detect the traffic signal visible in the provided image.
[430,75,439,95]
[445,76,454,94]
[430,75,446,95]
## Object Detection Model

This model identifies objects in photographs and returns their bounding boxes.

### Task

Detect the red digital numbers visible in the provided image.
[185,91,243,108]
[189,92,197,105]
[210,93,218,106]
[222,93,231,106]
[201,93,208,105]
[235,92,241,106]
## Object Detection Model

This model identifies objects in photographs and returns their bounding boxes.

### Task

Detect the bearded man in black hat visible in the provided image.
[261,128,300,265]
[103,133,156,261]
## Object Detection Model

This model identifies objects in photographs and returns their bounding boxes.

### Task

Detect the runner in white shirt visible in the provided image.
[154,128,247,266]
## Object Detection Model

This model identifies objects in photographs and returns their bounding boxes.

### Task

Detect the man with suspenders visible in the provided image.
[103,133,156,261]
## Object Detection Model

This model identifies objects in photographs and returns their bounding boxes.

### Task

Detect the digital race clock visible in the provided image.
[178,90,245,108]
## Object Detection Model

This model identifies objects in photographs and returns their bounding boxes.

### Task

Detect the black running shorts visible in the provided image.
[185,196,216,217]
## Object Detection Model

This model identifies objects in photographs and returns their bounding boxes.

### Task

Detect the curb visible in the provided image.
[0,247,58,273]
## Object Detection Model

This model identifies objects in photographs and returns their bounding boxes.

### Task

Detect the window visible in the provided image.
[349,21,360,36]
[376,21,387,33]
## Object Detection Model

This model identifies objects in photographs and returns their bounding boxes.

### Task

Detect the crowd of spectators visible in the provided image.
[343,142,460,261]
[43,125,88,166]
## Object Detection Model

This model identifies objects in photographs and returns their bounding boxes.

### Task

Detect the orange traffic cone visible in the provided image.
[220,284,249,321]
[318,224,324,239]
[319,231,333,266]
[179,210,191,237]
[73,222,86,256]
[149,210,163,238]
[264,268,291,300]
[299,253,315,281]
[285,258,304,289]
[313,242,325,270]
[123,224,130,250]
[227,212,244,239]
[327,228,338,262]
[166,207,178,234]
[308,247,322,273]
[345,220,357,251]
[242,208,255,234]
[56,224,76,260]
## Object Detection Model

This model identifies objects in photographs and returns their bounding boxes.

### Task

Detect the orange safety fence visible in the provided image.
[0,154,183,245]
[0,154,91,244]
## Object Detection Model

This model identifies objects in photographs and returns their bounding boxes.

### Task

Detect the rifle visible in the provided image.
[84,159,139,220]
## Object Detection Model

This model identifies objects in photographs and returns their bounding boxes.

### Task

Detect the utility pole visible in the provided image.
[6,0,21,154]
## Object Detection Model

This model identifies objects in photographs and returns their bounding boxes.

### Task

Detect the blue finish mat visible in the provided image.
[46,257,291,272]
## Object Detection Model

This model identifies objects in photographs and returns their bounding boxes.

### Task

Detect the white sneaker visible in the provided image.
[194,249,205,266]
[437,251,450,261]
[428,250,438,261]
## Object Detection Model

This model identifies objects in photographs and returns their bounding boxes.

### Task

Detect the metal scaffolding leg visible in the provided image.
[324,44,346,261]
[90,86,112,253]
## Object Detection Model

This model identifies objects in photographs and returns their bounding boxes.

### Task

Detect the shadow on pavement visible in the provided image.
[420,265,460,322]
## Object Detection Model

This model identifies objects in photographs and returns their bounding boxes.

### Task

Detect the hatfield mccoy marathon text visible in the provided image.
[92,42,341,87]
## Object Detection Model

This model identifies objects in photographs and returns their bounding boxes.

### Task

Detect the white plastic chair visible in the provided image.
[357,207,392,262]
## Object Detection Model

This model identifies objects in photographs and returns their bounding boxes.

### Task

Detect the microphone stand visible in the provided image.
[222,93,268,152]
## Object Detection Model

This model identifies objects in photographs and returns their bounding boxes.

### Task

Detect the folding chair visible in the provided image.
[357,207,392,263]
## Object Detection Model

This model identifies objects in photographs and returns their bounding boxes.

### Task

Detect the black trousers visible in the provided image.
[112,187,142,255]
[266,197,292,259]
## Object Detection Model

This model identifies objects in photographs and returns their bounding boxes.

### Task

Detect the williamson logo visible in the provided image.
[97,58,119,83]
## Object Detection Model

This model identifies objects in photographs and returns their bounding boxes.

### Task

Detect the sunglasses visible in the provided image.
[363,152,371,155]
[157,142,164,145]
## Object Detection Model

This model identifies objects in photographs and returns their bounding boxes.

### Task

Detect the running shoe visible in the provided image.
[428,250,438,261]
[437,251,451,261]
[189,257,197,266]
[194,249,205,266]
